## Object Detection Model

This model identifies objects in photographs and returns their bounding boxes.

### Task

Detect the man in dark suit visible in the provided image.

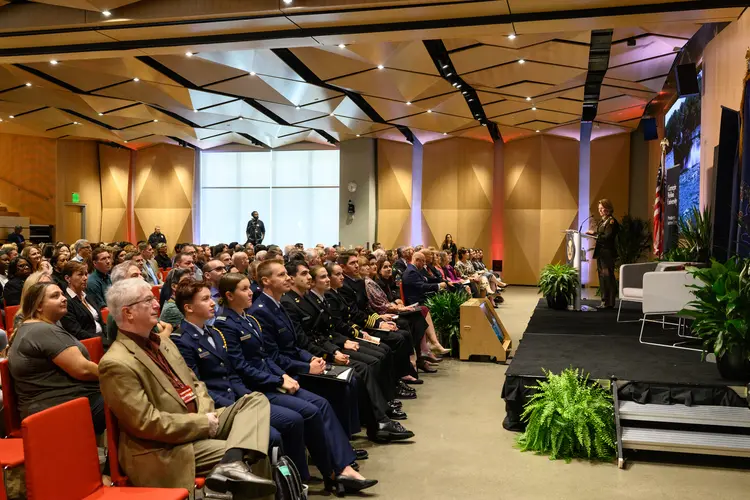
[7,225,24,247]
[402,251,446,305]
[250,261,361,438]
[148,226,167,249]
[391,246,412,282]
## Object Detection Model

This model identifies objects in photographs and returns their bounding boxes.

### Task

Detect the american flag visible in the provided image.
[653,159,664,256]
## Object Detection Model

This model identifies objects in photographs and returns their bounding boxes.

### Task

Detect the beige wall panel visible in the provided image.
[134,144,195,245]
[377,140,412,249]
[0,133,57,226]
[56,140,101,243]
[540,136,579,210]
[98,144,131,243]
[504,209,541,285]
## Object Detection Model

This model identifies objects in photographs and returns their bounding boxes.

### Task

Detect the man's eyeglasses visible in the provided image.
[205,266,227,274]
[126,296,158,308]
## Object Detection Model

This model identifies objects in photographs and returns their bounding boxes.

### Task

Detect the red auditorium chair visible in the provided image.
[399,282,406,303]
[80,337,104,364]
[100,307,109,324]
[0,438,24,500]
[23,398,188,500]
[3,306,19,337]
[105,404,205,493]
[151,285,161,300]
[0,359,21,438]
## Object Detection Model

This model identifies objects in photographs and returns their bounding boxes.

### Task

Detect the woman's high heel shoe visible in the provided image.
[431,345,451,355]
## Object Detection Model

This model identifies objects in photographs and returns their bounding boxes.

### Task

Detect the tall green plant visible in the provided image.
[424,290,471,351]
[537,263,579,304]
[682,258,750,360]
[672,205,713,263]
[615,214,652,266]
[517,368,616,462]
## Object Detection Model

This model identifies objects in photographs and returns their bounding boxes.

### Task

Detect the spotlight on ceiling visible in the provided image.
[406,101,411,105]
[446,72,453,77]
[102,10,112,17]
[153,119,158,122]
[443,132,447,136]
[427,109,432,113]
[9,115,14,119]
[377,65,384,70]
[356,134,361,137]
[295,106,300,110]
[98,113,104,116]
[536,129,540,133]
[124,140,128,143]
[508,34,516,40]
[25,83,31,87]
[442,64,449,69]
[283,0,293,4]
[330,112,335,116]
[456,84,462,89]
[468,98,474,102]
[452,82,458,87]
[518,59,526,64]
[73,121,79,125]
[526,97,531,101]
[462,91,468,95]
[532,106,537,111]
[250,71,256,76]
[133,77,139,82]
[185,52,193,57]
[50,60,58,65]
[338,44,346,49]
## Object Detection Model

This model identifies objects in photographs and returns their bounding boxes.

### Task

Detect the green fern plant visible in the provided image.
[424,289,470,354]
[538,263,579,309]
[517,368,616,462]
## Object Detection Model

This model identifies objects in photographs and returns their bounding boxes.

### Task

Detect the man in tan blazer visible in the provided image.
[99,278,275,499]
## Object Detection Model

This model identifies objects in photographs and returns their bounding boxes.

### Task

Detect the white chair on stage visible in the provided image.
[639,269,701,351]
[617,262,691,322]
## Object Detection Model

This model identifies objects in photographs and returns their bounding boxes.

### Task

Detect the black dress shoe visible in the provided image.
[388,399,402,409]
[398,380,416,392]
[355,449,369,460]
[386,408,407,420]
[417,360,438,373]
[403,377,424,385]
[397,388,417,399]
[335,475,378,493]
[205,461,277,498]
[368,420,415,442]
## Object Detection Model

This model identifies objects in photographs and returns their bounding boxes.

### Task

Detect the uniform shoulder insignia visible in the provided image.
[258,304,264,308]
[294,297,300,303]
[609,219,615,225]
[217,316,226,321]
[170,332,181,338]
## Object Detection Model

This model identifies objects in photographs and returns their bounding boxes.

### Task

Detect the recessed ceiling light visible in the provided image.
[330,112,335,116]
[124,140,128,143]
[238,117,243,121]
[457,84,462,89]
[442,64,449,69]
[481,123,487,126]
[338,44,346,49]
[446,72,453,77]
[153,119,158,122]
[9,115,14,119]
[452,82,458,87]
[250,71,256,76]
[295,106,300,110]
[50,60,58,65]
[536,130,540,133]
[377,65,384,70]
[193,109,198,112]
[508,34,516,40]
[443,132,447,136]
[133,77,139,82]
[356,134,361,137]
[0,118,3,122]
[25,83,31,87]
[427,109,432,113]
[526,97,532,101]
[468,98,474,102]
[102,10,112,17]
[185,52,193,57]
[283,0,293,4]
[98,113,103,116]
[406,101,411,105]
[532,106,537,111]
[518,59,525,64]
[73,121,79,125]
[462,91,468,95]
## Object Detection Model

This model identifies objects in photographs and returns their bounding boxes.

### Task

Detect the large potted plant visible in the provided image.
[683,258,750,380]
[517,367,616,462]
[615,214,652,266]
[664,206,713,263]
[538,263,579,310]
[424,290,471,357]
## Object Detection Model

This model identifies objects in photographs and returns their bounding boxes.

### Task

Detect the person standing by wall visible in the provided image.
[441,234,458,266]
[246,211,266,246]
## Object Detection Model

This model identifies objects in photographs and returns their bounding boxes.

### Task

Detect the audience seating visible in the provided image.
[80,337,104,364]
[151,285,161,300]
[100,307,109,324]
[3,307,18,337]
[0,360,21,438]
[23,398,189,500]
[399,282,405,303]
[0,438,24,500]
[105,404,205,492]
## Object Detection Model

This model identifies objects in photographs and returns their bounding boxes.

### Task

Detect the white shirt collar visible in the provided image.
[310,288,326,301]
[263,291,281,308]
[66,287,85,300]
[185,320,206,336]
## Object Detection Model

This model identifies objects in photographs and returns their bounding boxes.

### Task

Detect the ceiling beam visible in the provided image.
[582,29,613,122]
[423,39,501,142]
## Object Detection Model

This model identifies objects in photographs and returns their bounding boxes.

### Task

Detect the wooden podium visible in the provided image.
[459,298,512,362]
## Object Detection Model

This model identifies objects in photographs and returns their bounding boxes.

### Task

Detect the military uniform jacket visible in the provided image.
[213,308,285,393]
[282,290,350,360]
[249,292,313,376]
[324,289,370,339]
[341,275,382,329]
[594,216,619,259]
[172,320,250,408]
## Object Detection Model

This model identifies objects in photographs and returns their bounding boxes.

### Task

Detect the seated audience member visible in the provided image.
[154,243,171,270]
[213,274,377,492]
[0,248,11,290]
[1,244,19,260]
[11,271,54,333]
[323,247,338,265]
[194,245,206,271]
[86,247,112,311]
[402,252,447,307]
[203,259,227,300]
[233,252,250,276]
[159,267,194,328]
[324,263,416,397]
[71,239,92,263]
[391,246,413,281]
[105,260,155,347]
[99,278,276,497]
[455,248,484,298]
[4,257,32,306]
[250,261,361,438]
[139,242,162,285]
[473,248,507,289]
[112,248,126,265]
[8,282,103,433]
[60,262,104,340]
[180,245,202,280]
[50,251,69,290]
[203,244,213,258]
[295,265,415,441]
[160,251,196,306]
[372,259,450,356]
[254,250,267,262]
[21,245,42,273]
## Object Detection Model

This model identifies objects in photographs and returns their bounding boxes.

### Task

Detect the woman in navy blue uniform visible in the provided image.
[212,273,376,494]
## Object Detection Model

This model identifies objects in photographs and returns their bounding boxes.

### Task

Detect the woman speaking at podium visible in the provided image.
[586,199,619,310]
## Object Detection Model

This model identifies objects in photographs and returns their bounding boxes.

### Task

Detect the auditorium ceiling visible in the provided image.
[0,0,743,149]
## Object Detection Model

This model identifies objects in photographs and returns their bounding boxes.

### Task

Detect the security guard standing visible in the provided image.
[587,198,619,309]
[246,211,265,245]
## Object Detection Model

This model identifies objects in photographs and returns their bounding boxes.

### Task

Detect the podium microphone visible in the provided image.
[579,214,594,233]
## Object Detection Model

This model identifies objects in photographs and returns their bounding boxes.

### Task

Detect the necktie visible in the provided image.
[203,326,217,350]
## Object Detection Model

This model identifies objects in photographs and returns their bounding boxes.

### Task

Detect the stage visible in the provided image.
[501,299,748,431]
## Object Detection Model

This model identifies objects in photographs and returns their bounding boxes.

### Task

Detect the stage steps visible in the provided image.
[614,391,750,468]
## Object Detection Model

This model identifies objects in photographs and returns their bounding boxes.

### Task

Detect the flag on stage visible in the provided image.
[738,57,750,257]
[653,158,664,256]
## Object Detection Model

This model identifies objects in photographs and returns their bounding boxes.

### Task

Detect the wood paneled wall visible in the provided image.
[99,144,131,243]
[504,135,580,285]
[57,140,101,243]
[421,138,493,253]
[134,143,195,245]
[377,140,412,250]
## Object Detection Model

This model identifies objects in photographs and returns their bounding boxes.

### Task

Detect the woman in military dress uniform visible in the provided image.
[587,198,619,309]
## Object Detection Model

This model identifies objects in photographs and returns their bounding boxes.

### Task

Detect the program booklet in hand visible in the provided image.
[300,365,354,384]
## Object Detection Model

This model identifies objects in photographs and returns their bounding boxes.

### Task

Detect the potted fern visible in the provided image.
[538,263,579,310]
[682,258,750,380]
[424,290,470,357]
[518,368,616,462]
